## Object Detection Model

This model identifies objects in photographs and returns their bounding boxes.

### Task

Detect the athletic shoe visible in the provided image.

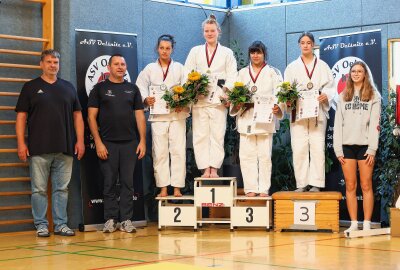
[36,227,50,237]
[119,220,136,233]
[103,219,117,233]
[54,225,75,236]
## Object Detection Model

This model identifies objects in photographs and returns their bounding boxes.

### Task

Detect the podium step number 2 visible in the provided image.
[157,196,197,230]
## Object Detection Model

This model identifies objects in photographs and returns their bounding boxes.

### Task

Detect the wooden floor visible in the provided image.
[0,223,399,270]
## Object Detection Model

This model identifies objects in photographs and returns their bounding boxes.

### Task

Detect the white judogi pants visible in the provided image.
[192,105,227,170]
[151,120,186,188]
[290,117,327,188]
[239,134,273,194]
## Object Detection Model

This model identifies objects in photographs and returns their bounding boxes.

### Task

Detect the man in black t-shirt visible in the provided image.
[15,49,85,237]
[87,54,146,233]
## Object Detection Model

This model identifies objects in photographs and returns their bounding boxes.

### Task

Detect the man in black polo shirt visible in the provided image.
[15,49,85,237]
[87,54,146,233]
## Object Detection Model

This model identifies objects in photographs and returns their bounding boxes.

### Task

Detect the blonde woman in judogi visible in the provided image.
[136,35,188,197]
[230,41,283,197]
[184,14,237,178]
[284,32,335,192]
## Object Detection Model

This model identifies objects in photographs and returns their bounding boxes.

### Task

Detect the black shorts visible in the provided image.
[342,145,368,160]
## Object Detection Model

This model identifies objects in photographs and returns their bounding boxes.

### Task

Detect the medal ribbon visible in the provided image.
[249,62,267,84]
[206,43,218,68]
[158,59,171,82]
[300,56,318,80]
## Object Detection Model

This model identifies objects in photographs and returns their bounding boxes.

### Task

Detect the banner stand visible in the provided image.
[75,29,146,231]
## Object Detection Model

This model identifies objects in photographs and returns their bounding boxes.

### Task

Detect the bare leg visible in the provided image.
[209,167,219,178]
[358,159,374,223]
[157,187,168,197]
[173,187,182,197]
[342,158,359,232]
[201,167,211,178]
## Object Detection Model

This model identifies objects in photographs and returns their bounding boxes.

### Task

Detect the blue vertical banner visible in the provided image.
[319,30,382,223]
[75,29,146,231]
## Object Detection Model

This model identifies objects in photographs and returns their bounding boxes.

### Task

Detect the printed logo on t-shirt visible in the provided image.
[105,90,115,97]
[345,96,369,111]
[124,90,133,94]
[37,89,44,94]
[85,55,131,96]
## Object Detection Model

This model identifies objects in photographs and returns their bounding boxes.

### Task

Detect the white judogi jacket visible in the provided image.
[230,64,284,135]
[136,59,189,121]
[284,56,335,120]
[184,43,237,108]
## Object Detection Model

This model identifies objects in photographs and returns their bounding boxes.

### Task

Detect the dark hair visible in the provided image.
[108,53,124,65]
[157,34,176,49]
[298,31,315,43]
[40,49,60,61]
[248,41,268,62]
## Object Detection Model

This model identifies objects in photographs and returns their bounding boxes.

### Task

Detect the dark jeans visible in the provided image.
[99,140,138,221]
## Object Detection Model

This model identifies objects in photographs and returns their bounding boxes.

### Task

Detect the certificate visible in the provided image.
[206,75,223,104]
[296,89,319,121]
[252,95,277,124]
[149,85,170,115]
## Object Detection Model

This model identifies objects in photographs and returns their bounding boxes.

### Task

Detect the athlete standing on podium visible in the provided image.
[284,32,335,192]
[184,14,237,178]
[136,35,188,197]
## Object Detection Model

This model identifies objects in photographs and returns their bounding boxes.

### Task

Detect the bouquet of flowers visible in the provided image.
[276,81,300,109]
[226,82,255,107]
[183,70,209,103]
[276,81,300,122]
[161,85,191,110]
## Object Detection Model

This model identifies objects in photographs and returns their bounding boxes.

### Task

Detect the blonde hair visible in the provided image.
[201,14,221,33]
[343,61,375,102]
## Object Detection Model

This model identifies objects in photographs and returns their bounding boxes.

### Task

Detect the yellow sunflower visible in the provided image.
[172,85,185,94]
[188,71,201,81]
[234,82,244,88]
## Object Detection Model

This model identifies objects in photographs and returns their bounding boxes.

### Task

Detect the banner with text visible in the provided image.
[319,30,382,222]
[75,29,145,229]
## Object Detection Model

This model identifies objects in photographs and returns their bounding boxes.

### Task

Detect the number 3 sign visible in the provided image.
[294,201,316,226]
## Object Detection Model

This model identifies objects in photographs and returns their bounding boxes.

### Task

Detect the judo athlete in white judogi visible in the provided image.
[184,15,237,178]
[284,32,335,192]
[136,35,188,197]
[230,41,283,197]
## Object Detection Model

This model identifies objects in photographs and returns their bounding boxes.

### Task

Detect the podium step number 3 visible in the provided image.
[292,200,316,229]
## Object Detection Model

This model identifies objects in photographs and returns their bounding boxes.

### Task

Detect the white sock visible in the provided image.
[363,220,371,230]
[344,220,359,233]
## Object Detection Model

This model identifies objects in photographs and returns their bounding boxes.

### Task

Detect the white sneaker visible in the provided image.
[120,220,136,233]
[103,219,117,233]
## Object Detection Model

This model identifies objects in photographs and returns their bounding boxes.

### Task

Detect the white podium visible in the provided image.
[194,177,236,227]
[230,196,272,231]
[157,196,197,230]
